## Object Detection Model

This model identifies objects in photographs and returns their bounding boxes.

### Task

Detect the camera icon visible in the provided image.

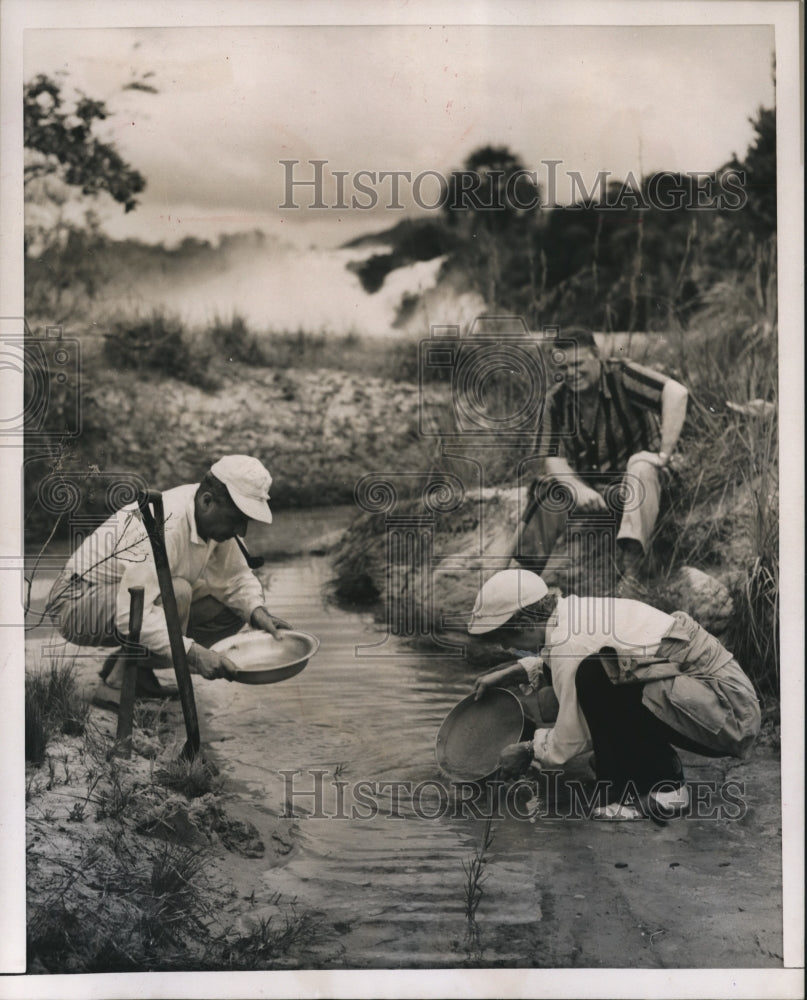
[418,316,554,442]
[0,317,81,444]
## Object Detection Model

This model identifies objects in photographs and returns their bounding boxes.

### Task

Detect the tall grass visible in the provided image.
[659,274,779,696]
[28,837,212,972]
[208,314,424,382]
[97,309,428,387]
[25,656,89,765]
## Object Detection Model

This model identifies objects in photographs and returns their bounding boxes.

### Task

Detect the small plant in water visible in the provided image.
[462,809,495,961]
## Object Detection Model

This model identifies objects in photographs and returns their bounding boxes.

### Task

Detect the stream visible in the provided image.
[24,506,783,970]
[195,509,549,968]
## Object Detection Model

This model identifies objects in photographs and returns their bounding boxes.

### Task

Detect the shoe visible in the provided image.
[99,650,121,681]
[592,802,646,821]
[614,571,649,600]
[98,658,179,700]
[134,666,179,699]
[613,541,648,599]
[647,783,690,819]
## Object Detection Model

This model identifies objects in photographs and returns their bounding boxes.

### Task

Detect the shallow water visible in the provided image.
[197,550,548,967]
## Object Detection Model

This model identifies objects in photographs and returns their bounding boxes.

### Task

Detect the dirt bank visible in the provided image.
[25,358,432,544]
[24,648,337,973]
[331,482,753,645]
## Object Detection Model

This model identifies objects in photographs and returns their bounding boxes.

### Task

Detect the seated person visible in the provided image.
[518,328,688,589]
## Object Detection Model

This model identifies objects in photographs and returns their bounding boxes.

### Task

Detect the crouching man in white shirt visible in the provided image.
[468,570,761,819]
[47,455,293,701]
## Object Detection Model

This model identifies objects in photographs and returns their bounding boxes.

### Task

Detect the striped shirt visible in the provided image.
[535,358,666,479]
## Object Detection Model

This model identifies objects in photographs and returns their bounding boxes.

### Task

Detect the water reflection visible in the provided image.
[197,552,545,966]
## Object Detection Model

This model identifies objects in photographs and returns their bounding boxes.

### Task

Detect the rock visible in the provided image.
[665,566,734,633]
[361,485,522,633]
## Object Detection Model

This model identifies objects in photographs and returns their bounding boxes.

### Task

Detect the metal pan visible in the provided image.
[435,688,526,782]
[210,629,320,685]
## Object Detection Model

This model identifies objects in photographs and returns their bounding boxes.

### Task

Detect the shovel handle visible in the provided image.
[136,489,201,759]
[505,479,541,565]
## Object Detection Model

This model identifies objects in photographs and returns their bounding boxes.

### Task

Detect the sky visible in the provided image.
[23,23,776,248]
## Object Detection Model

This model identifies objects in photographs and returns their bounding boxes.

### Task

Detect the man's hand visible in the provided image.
[250,606,293,640]
[574,483,607,512]
[630,449,667,468]
[472,670,504,701]
[472,662,527,701]
[498,741,535,780]
[187,644,239,681]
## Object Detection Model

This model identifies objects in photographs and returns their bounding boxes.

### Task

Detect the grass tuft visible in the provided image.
[155,754,223,799]
[217,905,321,970]
[25,657,89,765]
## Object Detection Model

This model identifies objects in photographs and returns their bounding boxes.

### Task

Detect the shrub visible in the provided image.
[217,906,320,971]
[93,759,137,821]
[103,311,220,390]
[210,313,268,366]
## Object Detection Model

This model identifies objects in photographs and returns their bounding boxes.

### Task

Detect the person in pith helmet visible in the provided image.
[47,455,293,704]
[468,569,760,820]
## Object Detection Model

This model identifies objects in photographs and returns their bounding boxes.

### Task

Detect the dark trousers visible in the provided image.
[575,655,723,800]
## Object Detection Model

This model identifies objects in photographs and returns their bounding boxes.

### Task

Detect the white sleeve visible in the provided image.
[517,655,544,694]
[203,539,265,621]
[531,660,592,766]
[116,513,192,656]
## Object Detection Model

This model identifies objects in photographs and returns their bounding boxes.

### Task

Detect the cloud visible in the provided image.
[24,24,775,242]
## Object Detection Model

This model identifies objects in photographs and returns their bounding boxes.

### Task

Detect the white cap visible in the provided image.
[210,455,273,524]
[468,569,548,635]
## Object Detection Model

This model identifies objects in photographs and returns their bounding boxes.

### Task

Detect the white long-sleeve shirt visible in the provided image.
[63,483,265,657]
[518,596,674,768]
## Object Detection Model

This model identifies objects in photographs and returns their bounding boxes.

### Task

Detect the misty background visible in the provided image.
[24,24,775,335]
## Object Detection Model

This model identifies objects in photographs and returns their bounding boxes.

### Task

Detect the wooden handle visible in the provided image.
[115,586,145,755]
[136,490,201,759]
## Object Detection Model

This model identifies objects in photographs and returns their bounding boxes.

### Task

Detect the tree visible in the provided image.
[24,74,149,318]
[24,73,146,212]
[725,106,776,243]
[442,145,542,311]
